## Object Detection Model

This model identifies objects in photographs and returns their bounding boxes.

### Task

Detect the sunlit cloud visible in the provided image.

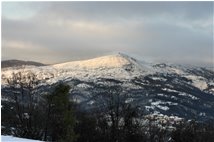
[2,40,38,49]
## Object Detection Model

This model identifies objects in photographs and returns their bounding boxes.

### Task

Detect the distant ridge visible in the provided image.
[1,60,46,68]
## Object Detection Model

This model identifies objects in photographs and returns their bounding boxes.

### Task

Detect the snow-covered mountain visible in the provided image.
[2,53,214,120]
[1,53,150,84]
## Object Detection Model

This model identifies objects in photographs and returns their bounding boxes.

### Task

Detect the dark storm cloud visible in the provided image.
[2,2,213,66]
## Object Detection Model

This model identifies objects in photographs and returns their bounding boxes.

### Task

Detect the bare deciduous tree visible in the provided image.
[5,70,43,139]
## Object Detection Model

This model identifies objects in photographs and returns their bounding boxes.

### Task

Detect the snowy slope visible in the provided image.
[2,53,213,92]
[1,53,151,84]
[2,53,214,120]
[1,136,42,142]
[53,54,130,69]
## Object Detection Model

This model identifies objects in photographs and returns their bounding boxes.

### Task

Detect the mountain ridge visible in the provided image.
[1,53,214,120]
[1,59,46,68]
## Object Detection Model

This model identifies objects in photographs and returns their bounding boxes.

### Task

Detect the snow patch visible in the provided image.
[178,92,198,100]
[76,83,91,88]
[151,77,167,81]
[1,136,42,142]
[162,88,178,93]
[53,54,130,70]
[125,98,134,103]
[185,75,207,90]
[151,101,170,111]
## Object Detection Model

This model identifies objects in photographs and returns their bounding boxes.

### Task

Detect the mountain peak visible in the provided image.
[53,53,132,70]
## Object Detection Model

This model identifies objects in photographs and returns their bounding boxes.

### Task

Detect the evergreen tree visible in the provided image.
[45,83,77,142]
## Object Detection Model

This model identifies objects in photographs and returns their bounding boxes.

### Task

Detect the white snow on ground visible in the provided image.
[1,53,152,85]
[87,100,95,105]
[185,75,208,90]
[145,105,155,111]
[1,136,42,142]
[157,93,178,101]
[178,92,198,100]
[125,98,134,103]
[162,88,178,93]
[170,68,185,75]
[151,100,178,111]
[53,54,130,69]
[157,94,168,97]
[151,101,170,111]
[1,53,212,93]
[76,83,91,88]
[209,81,214,86]
[151,77,167,81]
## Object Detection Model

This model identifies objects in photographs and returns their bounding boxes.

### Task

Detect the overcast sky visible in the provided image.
[2,2,213,66]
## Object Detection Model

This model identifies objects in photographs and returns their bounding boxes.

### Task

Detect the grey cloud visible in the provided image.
[45,2,212,19]
[127,22,213,64]
[2,2,213,66]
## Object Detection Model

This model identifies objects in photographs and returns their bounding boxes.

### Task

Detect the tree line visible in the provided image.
[2,71,214,142]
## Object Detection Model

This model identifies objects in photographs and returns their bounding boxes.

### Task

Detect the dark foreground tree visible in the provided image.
[1,71,44,140]
[91,85,145,142]
[171,119,214,142]
[74,111,101,142]
[3,73,214,142]
[45,83,77,142]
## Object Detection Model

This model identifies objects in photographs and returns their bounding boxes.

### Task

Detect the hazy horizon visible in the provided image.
[2,1,213,66]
